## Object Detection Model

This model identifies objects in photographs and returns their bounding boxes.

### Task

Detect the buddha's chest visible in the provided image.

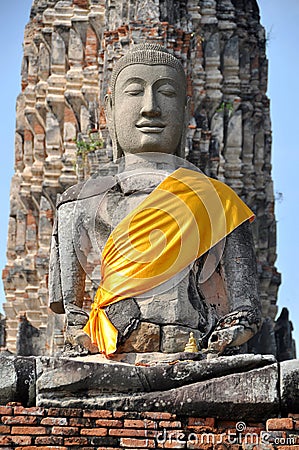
[93,187,154,251]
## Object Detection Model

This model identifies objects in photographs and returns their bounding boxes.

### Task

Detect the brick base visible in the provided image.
[0,405,298,449]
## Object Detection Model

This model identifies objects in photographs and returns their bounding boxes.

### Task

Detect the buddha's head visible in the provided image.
[106,43,188,160]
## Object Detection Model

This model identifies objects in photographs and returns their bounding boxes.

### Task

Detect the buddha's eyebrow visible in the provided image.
[153,78,179,88]
[121,77,179,88]
[122,77,145,88]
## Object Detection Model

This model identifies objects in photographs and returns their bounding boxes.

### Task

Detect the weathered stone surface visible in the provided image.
[275,308,296,361]
[0,314,6,348]
[137,275,201,330]
[36,353,276,394]
[16,314,46,356]
[0,355,36,406]
[0,355,17,403]
[36,356,146,395]
[123,363,279,420]
[280,359,299,414]
[161,325,201,353]
[117,322,160,353]
[106,298,141,342]
[0,352,293,421]
[36,354,279,419]
[116,169,168,194]
[248,317,277,356]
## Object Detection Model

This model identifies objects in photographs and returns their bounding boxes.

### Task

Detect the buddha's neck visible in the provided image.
[116,152,178,194]
[121,152,177,173]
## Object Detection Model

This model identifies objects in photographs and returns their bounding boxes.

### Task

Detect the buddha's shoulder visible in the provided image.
[56,175,117,208]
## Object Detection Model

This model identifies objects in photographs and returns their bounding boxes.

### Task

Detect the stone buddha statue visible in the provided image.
[49,43,261,359]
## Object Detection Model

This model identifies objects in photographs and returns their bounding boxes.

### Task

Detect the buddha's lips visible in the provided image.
[136,121,165,133]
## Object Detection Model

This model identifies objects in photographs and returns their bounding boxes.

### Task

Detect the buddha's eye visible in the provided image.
[124,83,144,96]
[157,85,177,97]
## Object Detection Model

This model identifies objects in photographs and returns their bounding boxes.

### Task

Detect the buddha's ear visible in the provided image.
[177,96,191,159]
[105,93,113,125]
[185,96,191,116]
[185,97,191,128]
[105,93,123,161]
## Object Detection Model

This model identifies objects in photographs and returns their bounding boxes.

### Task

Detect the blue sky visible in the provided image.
[0,1,298,346]
[259,0,299,345]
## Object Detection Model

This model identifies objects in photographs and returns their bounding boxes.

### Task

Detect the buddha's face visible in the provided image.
[112,64,187,155]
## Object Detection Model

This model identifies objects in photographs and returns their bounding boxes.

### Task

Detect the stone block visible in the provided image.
[0,355,36,406]
[0,355,17,403]
[36,356,146,406]
[16,315,47,357]
[114,362,280,421]
[117,322,160,353]
[280,359,299,414]
[106,298,140,342]
[36,353,277,418]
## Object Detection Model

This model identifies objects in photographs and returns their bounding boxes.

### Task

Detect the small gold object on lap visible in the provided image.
[184,332,199,353]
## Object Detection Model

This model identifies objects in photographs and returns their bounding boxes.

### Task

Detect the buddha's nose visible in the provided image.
[140,87,161,117]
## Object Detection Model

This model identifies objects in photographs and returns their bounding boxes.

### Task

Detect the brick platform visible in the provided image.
[0,405,298,449]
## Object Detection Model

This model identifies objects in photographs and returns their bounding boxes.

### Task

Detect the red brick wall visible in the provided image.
[0,405,298,449]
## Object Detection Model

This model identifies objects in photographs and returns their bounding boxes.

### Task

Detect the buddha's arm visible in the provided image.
[223,220,260,313]
[49,198,101,354]
[56,201,87,311]
[207,221,261,355]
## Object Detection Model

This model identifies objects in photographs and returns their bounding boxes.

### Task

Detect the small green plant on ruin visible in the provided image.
[216,100,234,115]
[74,131,104,179]
[75,132,103,158]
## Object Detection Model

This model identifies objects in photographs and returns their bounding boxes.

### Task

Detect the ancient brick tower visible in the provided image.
[2,0,280,355]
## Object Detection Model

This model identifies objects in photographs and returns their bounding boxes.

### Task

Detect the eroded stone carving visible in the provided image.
[36,353,279,417]
[49,43,261,359]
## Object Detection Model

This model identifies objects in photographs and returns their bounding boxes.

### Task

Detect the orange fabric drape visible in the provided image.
[83,168,254,355]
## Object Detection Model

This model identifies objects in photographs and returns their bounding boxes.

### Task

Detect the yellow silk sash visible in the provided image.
[83,168,254,355]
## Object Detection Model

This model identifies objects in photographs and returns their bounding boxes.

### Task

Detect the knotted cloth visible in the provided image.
[83,168,254,355]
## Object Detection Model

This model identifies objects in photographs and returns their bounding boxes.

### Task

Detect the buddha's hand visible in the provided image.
[206,308,261,356]
[65,303,89,327]
[62,304,98,355]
